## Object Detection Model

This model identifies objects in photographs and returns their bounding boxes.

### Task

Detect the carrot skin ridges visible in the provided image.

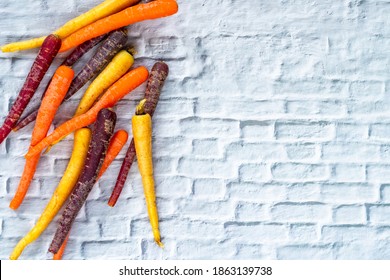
[49,109,116,254]
[59,0,179,52]
[64,28,128,101]
[0,34,61,144]
[108,61,168,206]
[61,34,107,67]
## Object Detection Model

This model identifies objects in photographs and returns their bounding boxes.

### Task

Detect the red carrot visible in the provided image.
[108,61,168,206]
[13,29,127,131]
[0,34,61,144]
[49,108,116,254]
[53,233,69,260]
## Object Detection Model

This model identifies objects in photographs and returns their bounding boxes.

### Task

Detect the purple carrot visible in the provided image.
[48,108,116,254]
[0,34,61,143]
[108,61,169,207]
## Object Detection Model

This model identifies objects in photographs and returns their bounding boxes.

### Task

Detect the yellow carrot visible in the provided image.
[9,128,91,260]
[1,0,140,52]
[75,50,134,116]
[132,99,163,247]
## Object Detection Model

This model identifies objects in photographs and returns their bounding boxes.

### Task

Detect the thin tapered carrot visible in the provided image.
[9,66,74,210]
[25,66,149,159]
[59,0,179,52]
[98,130,129,179]
[1,0,140,52]
[53,233,70,260]
[132,99,163,247]
[9,128,92,260]
[53,129,128,259]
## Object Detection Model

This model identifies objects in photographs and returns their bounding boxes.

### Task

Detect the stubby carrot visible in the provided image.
[25,66,149,158]
[14,29,128,132]
[1,0,140,52]
[9,128,91,260]
[53,233,70,260]
[59,0,179,52]
[49,109,116,254]
[9,66,74,210]
[109,61,168,206]
[0,34,61,144]
[132,99,163,247]
[98,130,129,179]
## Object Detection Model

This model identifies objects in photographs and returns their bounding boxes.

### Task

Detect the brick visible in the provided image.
[277,245,334,260]
[192,178,226,200]
[225,222,288,243]
[235,244,263,259]
[226,142,286,162]
[238,163,271,183]
[331,164,366,182]
[286,100,347,116]
[154,175,192,198]
[286,183,321,202]
[235,202,269,222]
[380,185,390,202]
[321,225,375,243]
[285,143,318,160]
[336,123,368,141]
[333,205,366,224]
[177,158,236,179]
[192,138,221,158]
[271,202,331,223]
[321,183,377,203]
[370,124,390,140]
[176,239,236,260]
[180,117,240,139]
[100,217,130,241]
[2,217,34,238]
[368,205,390,224]
[350,81,384,99]
[179,199,234,220]
[322,143,380,162]
[228,182,287,202]
[272,163,329,181]
[275,121,334,140]
[367,165,390,182]
[82,240,141,260]
[152,136,192,157]
[240,121,275,140]
[289,224,318,243]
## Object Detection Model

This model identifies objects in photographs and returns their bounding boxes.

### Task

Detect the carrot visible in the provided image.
[132,99,163,247]
[25,66,149,159]
[1,0,140,52]
[53,233,70,260]
[59,0,179,53]
[13,29,128,132]
[9,66,74,210]
[75,50,134,116]
[9,128,91,260]
[109,61,168,206]
[98,130,129,179]
[49,109,116,254]
[0,34,61,144]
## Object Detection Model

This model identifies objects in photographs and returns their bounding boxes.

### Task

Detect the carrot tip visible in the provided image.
[156,240,164,248]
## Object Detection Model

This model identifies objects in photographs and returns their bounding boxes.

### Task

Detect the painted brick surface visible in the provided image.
[0,0,389,260]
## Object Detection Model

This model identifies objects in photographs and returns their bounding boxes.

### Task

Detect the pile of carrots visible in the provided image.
[0,0,177,260]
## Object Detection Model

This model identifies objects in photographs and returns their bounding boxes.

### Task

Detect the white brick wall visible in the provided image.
[0,0,389,260]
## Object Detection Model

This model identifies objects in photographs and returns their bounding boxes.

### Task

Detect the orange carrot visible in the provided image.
[98,130,129,179]
[9,66,74,210]
[25,66,149,159]
[59,0,179,52]
[53,233,70,260]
